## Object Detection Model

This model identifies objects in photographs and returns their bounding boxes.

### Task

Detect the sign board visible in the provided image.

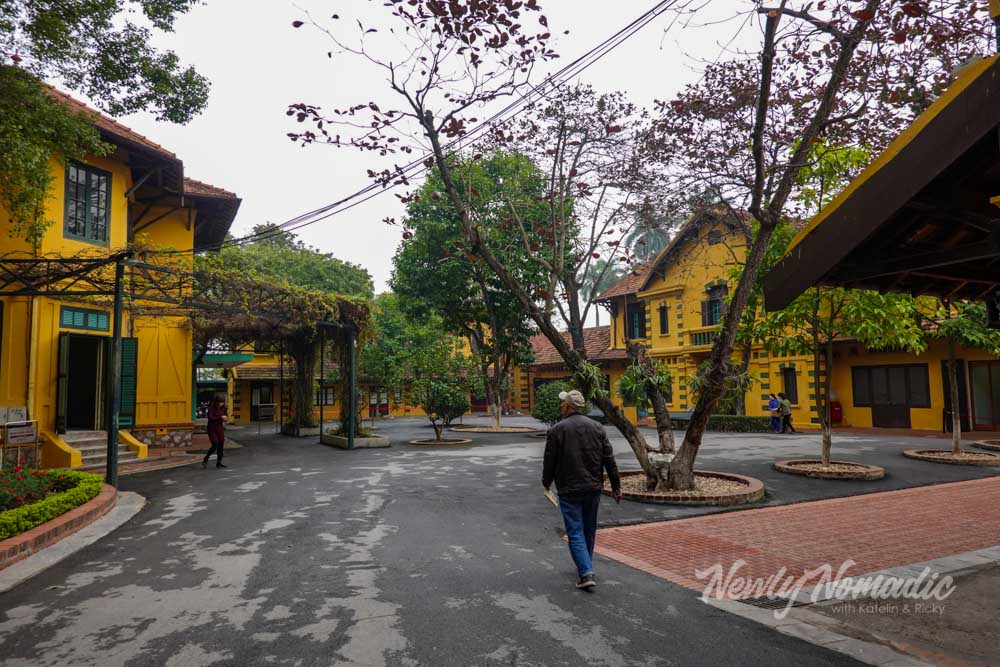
[0,407,7,423]
[5,422,37,445]
[6,406,27,422]
[258,404,276,420]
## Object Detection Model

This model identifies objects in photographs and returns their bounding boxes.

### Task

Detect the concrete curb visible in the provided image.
[0,491,145,594]
[703,544,1000,666]
[0,483,117,570]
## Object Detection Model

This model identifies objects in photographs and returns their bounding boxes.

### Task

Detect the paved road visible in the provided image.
[4,417,982,666]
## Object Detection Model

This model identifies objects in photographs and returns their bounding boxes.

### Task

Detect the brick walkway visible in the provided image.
[595,477,1000,595]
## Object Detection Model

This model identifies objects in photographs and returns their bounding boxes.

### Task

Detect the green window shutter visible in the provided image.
[59,306,110,332]
[118,338,138,428]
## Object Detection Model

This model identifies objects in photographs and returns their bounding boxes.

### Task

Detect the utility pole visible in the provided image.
[104,257,126,487]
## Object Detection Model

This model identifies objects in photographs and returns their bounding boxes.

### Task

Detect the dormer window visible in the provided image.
[64,161,110,245]
[707,230,722,245]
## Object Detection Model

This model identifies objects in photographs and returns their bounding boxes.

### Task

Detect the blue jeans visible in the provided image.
[769,416,781,433]
[559,492,601,578]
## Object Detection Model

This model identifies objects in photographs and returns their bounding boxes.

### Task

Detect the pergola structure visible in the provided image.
[765,54,1000,310]
[0,250,369,484]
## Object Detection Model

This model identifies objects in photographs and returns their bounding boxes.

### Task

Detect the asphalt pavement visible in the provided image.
[3,416,984,666]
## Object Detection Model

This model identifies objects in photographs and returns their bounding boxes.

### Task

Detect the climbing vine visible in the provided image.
[0,66,111,251]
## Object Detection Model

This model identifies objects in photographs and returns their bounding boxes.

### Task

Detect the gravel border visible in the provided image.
[407,438,474,446]
[774,459,886,480]
[973,440,1000,452]
[604,470,765,506]
[902,449,1000,466]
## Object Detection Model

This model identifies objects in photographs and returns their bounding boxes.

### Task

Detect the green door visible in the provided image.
[56,333,70,433]
[117,337,138,428]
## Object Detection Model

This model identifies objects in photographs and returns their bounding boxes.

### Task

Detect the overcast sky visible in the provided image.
[102,0,760,295]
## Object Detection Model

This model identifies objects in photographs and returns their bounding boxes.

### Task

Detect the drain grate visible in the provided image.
[733,596,812,610]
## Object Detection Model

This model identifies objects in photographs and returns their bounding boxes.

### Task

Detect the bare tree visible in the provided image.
[289,0,992,489]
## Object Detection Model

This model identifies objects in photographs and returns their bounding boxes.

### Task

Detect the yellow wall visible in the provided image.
[1,153,206,450]
[592,220,1000,432]
[828,339,999,431]
[601,222,815,426]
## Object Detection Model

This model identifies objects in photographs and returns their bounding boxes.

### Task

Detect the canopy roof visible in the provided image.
[197,353,254,369]
[765,54,1000,310]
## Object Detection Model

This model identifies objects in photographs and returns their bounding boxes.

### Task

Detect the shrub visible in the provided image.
[532,381,592,427]
[0,469,103,541]
[669,415,774,433]
[422,380,470,439]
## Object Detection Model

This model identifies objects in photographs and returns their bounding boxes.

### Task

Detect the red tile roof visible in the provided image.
[46,87,179,161]
[596,263,652,301]
[184,177,239,200]
[529,326,627,368]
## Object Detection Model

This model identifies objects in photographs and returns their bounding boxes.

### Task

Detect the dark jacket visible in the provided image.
[543,413,621,496]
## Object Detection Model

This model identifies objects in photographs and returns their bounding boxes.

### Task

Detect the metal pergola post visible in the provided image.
[279,342,285,435]
[348,328,357,450]
[319,326,325,439]
[104,258,126,487]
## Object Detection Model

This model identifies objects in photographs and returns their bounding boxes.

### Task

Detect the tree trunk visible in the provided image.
[491,393,503,430]
[737,340,751,416]
[432,419,444,441]
[287,332,319,429]
[672,221,779,487]
[948,340,962,455]
[821,341,834,466]
[422,112,656,479]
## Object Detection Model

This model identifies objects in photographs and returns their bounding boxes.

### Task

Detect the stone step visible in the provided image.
[79,453,140,471]
[80,451,138,465]
[62,431,107,444]
[77,443,132,455]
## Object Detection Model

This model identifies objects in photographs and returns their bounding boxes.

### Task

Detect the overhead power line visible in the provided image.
[163,0,679,254]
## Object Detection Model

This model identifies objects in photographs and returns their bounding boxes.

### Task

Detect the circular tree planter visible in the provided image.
[902,449,1000,466]
[774,459,885,480]
[449,426,543,434]
[973,440,1000,452]
[408,438,474,446]
[603,470,764,506]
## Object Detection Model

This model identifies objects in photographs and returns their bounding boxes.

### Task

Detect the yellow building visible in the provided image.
[0,90,240,468]
[226,350,438,427]
[523,209,1000,434]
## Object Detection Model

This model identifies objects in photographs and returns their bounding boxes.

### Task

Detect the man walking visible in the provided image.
[778,392,796,433]
[542,390,622,590]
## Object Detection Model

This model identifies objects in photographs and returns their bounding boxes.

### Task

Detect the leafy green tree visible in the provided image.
[532,381,587,428]
[1,1,210,249]
[919,300,1000,454]
[358,294,408,408]
[0,66,109,249]
[2,0,209,121]
[392,152,543,429]
[198,230,373,430]
[207,230,374,299]
[359,293,472,435]
[752,139,926,466]
[758,287,925,465]
[421,381,470,441]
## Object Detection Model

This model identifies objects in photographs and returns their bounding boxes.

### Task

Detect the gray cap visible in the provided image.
[558,390,586,409]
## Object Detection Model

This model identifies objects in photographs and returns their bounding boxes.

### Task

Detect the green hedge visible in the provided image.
[670,415,775,433]
[0,470,104,541]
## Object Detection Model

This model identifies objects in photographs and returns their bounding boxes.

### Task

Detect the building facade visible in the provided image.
[0,90,240,467]
[520,209,1000,433]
